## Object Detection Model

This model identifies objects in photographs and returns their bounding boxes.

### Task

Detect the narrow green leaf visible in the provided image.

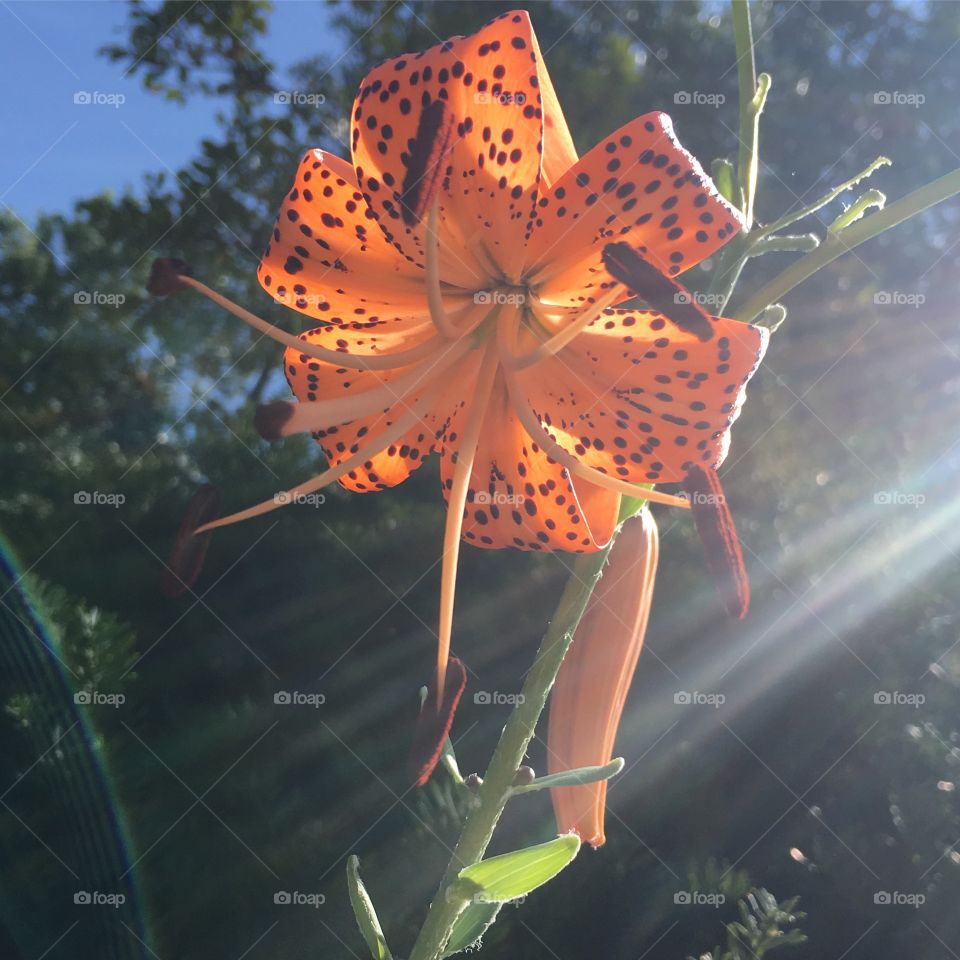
[442,900,502,957]
[453,835,581,903]
[711,158,739,207]
[510,758,625,795]
[346,855,393,960]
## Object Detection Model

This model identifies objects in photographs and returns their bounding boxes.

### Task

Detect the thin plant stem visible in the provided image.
[408,544,615,960]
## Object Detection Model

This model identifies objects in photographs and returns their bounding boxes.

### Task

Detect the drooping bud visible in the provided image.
[147,258,192,297]
[601,242,714,341]
[400,99,455,226]
[161,484,221,598]
[408,656,468,787]
[548,510,659,847]
[682,465,749,619]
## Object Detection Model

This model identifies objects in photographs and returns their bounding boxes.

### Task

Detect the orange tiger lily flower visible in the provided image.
[156,11,766,724]
[547,510,658,848]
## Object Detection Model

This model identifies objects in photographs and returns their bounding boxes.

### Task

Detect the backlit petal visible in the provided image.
[440,374,619,552]
[351,10,551,284]
[527,112,743,306]
[516,308,767,483]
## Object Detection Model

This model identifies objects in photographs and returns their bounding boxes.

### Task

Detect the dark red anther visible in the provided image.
[161,484,221,598]
[408,656,468,787]
[147,258,192,297]
[400,99,456,227]
[682,465,749,619]
[602,242,714,341]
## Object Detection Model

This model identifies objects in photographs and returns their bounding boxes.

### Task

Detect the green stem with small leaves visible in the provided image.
[734,166,960,323]
[407,542,616,960]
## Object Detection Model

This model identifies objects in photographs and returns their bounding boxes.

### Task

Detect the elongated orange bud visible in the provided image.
[547,510,659,847]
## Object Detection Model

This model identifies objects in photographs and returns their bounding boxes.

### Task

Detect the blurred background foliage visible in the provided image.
[2,1,960,957]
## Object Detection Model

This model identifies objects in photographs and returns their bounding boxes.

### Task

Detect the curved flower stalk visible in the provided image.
[154,10,767,728]
[547,509,659,847]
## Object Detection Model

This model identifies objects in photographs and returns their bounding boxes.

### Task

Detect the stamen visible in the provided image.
[435,342,500,705]
[408,657,468,786]
[194,382,445,534]
[148,257,193,296]
[253,335,473,440]
[170,270,463,372]
[681,465,749,619]
[497,310,690,511]
[503,283,623,370]
[161,484,221,598]
[425,201,462,339]
[602,242,714,341]
[400,99,455,226]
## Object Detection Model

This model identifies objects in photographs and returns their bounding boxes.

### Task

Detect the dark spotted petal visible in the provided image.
[409,656,468,787]
[400,99,456,226]
[528,111,743,307]
[682,465,749,618]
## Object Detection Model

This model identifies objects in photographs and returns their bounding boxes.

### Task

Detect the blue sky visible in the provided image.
[0,1,341,224]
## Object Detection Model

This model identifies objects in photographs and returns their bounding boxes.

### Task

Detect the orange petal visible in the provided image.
[682,465,749,619]
[548,510,659,847]
[515,307,767,484]
[440,373,619,552]
[258,149,447,323]
[409,657,468,786]
[285,331,482,493]
[527,112,743,307]
[350,10,554,283]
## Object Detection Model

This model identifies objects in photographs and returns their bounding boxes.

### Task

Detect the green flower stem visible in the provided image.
[734,166,960,323]
[732,0,767,230]
[408,542,616,960]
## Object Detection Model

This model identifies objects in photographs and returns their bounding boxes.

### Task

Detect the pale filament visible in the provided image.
[178,273,472,371]
[496,309,691,511]
[195,380,447,534]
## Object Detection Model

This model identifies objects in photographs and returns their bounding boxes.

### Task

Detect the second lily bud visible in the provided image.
[547,509,659,847]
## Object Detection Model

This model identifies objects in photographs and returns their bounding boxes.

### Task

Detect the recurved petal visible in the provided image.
[284,330,482,493]
[527,112,743,307]
[440,374,619,552]
[548,509,659,847]
[515,307,767,484]
[351,10,556,284]
[259,149,448,322]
